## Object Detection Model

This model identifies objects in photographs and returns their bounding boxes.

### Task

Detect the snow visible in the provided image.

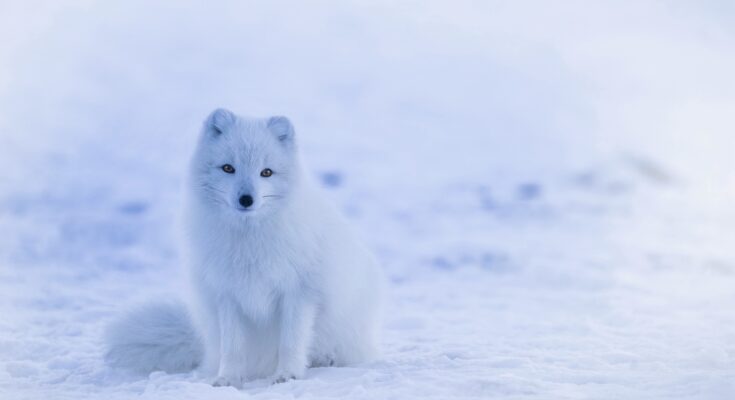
[1,1,735,399]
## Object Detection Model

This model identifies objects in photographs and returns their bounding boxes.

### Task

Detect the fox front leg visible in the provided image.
[272,294,316,384]
[212,300,246,388]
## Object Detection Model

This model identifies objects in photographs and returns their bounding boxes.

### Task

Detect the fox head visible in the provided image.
[189,108,300,218]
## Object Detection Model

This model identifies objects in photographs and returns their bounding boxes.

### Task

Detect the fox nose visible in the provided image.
[239,194,254,208]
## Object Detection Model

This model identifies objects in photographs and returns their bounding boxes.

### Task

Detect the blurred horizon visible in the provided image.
[1,1,734,192]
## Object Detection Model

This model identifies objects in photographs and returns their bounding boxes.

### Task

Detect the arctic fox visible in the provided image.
[106,109,384,387]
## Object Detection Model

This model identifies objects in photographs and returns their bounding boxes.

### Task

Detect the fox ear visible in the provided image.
[267,116,294,143]
[205,108,236,135]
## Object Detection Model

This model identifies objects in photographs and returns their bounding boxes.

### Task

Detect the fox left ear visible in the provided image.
[205,108,236,135]
[267,116,294,144]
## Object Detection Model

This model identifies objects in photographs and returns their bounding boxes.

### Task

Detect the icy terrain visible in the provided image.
[1,1,735,399]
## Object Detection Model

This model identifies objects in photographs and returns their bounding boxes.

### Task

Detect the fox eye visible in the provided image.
[222,164,235,174]
[260,168,273,178]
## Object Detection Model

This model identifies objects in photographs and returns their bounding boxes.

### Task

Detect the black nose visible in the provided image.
[239,194,254,208]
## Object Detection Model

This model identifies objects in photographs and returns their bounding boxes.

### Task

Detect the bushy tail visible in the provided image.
[105,300,203,374]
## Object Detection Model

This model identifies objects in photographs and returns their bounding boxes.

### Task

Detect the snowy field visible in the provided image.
[2,1,735,399]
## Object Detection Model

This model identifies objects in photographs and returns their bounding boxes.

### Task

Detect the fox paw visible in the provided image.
[212,375,242,389]
[271,373,297,385]
[309,354,336,368]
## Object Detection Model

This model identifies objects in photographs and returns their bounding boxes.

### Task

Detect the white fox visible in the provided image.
[105,109,384,387]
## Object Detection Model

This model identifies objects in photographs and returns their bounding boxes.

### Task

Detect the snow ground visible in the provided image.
[1,1,735,399]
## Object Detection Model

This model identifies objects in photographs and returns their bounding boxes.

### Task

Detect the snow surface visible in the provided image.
[2,1,735,399]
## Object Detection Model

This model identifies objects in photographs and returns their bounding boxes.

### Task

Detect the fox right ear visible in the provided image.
[267,116,295,144]
[204,108,236,135]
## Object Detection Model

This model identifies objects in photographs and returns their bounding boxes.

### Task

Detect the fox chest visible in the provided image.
[198,242,303,319]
